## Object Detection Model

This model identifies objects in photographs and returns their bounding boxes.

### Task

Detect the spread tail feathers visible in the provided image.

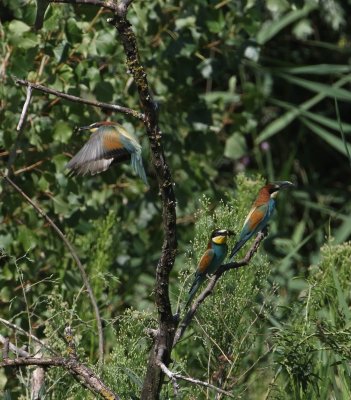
[131,153,148,186]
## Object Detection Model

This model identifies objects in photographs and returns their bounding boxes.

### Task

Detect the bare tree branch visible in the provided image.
[0,334,30,358]
[14,77,144,121]
[6,85,33,177]
[157,360,235,398]
[16,85,33,131]
[50,0,117,12]
[31,345,46,400]
[0,317,57,355]
[0,175,104,364]
[2,337,9,359]
[106,3,178,399]
[173,231,268,346]
[0,356,120,400]
[173,373,235,398]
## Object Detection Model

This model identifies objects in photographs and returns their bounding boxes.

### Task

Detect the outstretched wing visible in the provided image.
[66,131,130,176]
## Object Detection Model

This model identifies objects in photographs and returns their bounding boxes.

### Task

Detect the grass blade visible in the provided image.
[334,98,351,168]
[256,75,351,143]
[257,4,317,45]
[302,118,351,157]
[278,73,351,101]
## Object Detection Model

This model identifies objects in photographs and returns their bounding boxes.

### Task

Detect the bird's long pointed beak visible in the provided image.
[77,126,91,132]
[275,180,295,189]
[227,230,235,236]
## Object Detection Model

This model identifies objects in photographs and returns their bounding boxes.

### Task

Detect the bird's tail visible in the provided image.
[185,275,203,309]
[131,152,148,186]
[229,238,247,261]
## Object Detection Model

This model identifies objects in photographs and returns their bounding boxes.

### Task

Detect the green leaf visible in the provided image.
[273,64,351,75]
[224,132,247,160]
[302,118,351,157]
[256,74,351,143]
[256,3,317,45]
[278,73,351,101]
[271,98,351,133]
[8,20,31,34]
[53,121,72,144]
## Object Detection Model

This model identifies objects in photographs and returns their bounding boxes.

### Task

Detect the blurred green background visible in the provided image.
[0,0,351,398]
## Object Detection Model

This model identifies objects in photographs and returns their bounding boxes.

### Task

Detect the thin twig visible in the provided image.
[157,361,180,397]
[0,357,120,400]
[174,231,267,346]
[14,77,144,121]
[1,174,104,364]
[6,85,33,177]
[0,334,30,358]
[173,373,235,398]
[50,0,117,12]
[16,85,33,132]
[16,86,32,132]
[0,317,57,355]
[14,160,45,175]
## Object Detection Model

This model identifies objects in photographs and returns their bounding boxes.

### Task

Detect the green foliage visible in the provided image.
[1,0,351,398]
[271,241,351,399]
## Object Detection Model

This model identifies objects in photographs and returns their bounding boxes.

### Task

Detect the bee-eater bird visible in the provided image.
[229,181,294,260]
[34,0,50,30]
[186,229,234,308]
[66,121,148,185]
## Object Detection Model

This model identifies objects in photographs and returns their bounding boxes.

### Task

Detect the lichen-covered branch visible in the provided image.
[107,3,178,399]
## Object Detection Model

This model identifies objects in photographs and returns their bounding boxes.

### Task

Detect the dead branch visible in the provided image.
[0,317,57,355]
[1,175,104,364]
[0,334,30,358]
[16,85,33,131]
[0,356,120,400]
[50,0,117,12]
[6,85,33,177]
[14,77,144,121]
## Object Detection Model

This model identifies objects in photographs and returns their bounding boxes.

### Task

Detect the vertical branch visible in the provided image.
[30,345,45,400]
[108,2,178,399]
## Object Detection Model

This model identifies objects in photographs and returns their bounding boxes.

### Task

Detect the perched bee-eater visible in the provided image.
[186,229,234,308]
[34,0,50,30]
[229,181,294,260]
[66,121,148,185]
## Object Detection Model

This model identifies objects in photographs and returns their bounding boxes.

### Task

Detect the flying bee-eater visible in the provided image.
[66,121,148,185]
[34,0,50,30]
[186,229,234,308]
[229,181,294,260]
